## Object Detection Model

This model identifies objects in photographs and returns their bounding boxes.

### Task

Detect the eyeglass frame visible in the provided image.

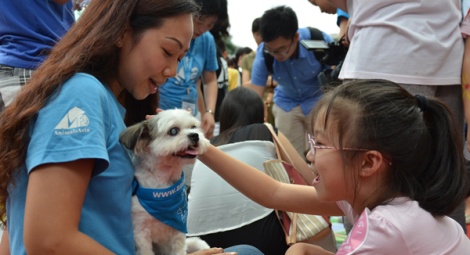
[307,134,369,156]
[263,39,295,56]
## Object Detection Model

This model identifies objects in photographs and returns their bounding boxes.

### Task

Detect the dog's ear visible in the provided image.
[119,120,152,152]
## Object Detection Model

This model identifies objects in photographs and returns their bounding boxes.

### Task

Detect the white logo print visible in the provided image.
[54,107,90,136]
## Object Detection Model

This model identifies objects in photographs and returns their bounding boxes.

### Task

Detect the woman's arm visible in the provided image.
[241,70,251,86]
[0,227,10,255]
[462,38,470,153]
[197,79,206,113]
[24,159,114,254]
[198,145,343,216]
[199,71,218,138]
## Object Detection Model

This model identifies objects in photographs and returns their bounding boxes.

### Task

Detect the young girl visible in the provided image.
[198,79,470,254]
[0,0,199,254]
[188,87,336,255]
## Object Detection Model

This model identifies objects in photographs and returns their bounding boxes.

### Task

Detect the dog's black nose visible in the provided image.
[188,133,199,142]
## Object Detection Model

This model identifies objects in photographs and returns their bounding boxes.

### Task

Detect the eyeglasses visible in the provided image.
[263,40,294,56]
[307,134,368,156]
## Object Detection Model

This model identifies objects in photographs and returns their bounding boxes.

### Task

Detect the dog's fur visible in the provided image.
[119,109,210,255]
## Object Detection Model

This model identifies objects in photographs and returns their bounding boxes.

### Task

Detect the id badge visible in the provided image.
[182,98,197,116]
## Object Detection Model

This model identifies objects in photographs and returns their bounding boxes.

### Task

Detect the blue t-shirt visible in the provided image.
[0,0,75,69]
[336,8,350,26]
[159,31,218,115]
[251,28,333,115]
[6,73,135,254]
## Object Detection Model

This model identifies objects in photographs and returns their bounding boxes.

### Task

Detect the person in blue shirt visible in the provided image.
[159,0,224,139]
[0,0,200,254]
[0,0,78,112]
[246,6,333,160]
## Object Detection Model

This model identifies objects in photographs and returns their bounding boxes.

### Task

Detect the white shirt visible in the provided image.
[187,141,275,236]
[340,0,463,85]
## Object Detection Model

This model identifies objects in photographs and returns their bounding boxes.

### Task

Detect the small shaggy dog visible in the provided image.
[119,109,210,255]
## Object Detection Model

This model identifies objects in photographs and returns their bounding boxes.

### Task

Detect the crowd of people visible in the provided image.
[0,0,470,254]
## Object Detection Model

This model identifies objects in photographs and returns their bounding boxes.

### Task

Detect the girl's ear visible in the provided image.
[293,31,300,43]
[359,150,387,177]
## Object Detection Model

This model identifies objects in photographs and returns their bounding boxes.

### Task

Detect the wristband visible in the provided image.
[206,109,214,115]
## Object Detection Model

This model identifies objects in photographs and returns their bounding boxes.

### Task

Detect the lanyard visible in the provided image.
[182,39,196,86]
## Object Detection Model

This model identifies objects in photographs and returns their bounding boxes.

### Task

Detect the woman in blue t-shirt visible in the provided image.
[0,0,199,254]
[159,0,224,139]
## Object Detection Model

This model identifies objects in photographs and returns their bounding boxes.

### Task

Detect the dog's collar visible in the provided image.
[132,174,188,233]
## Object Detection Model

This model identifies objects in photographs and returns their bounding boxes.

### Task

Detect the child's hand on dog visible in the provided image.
[145,108,165,120]
[188,247,237,255]
[146,108,194,120]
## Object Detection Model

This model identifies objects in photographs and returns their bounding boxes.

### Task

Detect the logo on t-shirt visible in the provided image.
[337,209,370,254]
[173,58,200,86]
[54,107,90,135]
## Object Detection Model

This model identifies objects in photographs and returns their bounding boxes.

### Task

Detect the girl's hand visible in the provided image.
[188,247,237,255]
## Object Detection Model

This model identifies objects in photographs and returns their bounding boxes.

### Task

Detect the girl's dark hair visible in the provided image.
[260,6,298,42]
[312,79,469,216]
[213,87,265,146]
[0,0,200,223]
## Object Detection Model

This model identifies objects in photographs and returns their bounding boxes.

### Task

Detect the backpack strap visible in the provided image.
[263,50,275,75]
[306,27,324,41]
[262,46,275,88]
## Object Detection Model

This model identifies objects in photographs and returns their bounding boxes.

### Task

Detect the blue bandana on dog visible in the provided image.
[132,173,188,233]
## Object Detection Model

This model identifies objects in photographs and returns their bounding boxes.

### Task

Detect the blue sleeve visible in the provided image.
[26,74,111,176]
[336,8,349,27]
[250,44,269,87]
[204,33,219,72]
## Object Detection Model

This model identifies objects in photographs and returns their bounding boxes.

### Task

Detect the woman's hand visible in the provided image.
[201,112,215,139]
[188,247,236,255]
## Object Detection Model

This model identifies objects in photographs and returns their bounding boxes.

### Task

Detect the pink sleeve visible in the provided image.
[337,209,407,254]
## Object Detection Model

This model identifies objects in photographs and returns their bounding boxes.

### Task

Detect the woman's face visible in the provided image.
[117,13,193,100]
[193,15,218,38]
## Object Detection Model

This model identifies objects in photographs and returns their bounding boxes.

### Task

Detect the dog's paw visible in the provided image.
[186,237,210,253]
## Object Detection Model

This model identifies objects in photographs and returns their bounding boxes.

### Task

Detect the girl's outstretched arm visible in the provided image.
[286,243,334,255]
[198,145,343,216]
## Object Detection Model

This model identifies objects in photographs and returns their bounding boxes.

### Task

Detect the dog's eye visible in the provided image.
[168,127,179,136]
[191,125,196,129]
